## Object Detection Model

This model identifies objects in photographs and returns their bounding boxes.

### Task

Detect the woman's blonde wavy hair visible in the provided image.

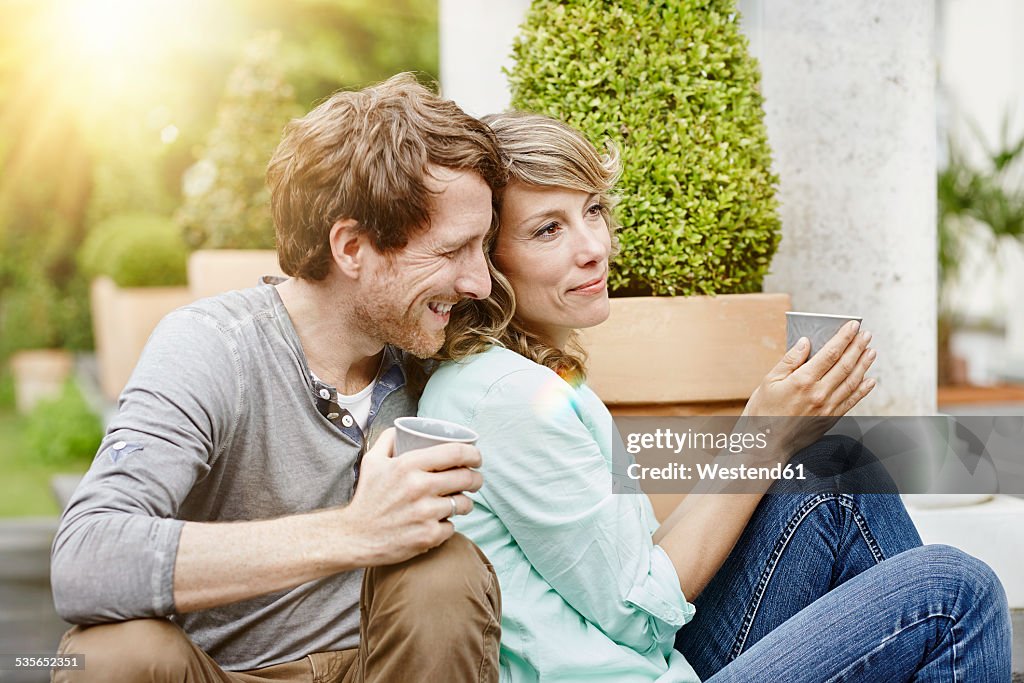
[433,111,621,383]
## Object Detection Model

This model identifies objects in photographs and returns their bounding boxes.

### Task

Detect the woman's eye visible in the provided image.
[586,203,605,217]
[535,222,561,238]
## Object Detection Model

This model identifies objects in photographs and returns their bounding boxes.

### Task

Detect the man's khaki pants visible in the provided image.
[53,534,500,683]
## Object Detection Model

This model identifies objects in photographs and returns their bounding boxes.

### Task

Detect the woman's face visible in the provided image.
[493,180,612,348]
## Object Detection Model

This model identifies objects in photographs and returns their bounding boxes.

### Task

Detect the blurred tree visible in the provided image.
[176,32,302,250]
[232,0,438,105]
[1,0,438,356]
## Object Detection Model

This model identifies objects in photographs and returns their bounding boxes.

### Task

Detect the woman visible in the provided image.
[418,112,1011,682]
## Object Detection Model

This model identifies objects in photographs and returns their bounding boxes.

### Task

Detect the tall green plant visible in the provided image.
[508,0,781,296]
[938,119,1024,313]
[176,32,302,250]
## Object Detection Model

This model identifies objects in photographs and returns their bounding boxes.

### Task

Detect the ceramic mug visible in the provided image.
[393,416,479,455]
[785,311,863,358]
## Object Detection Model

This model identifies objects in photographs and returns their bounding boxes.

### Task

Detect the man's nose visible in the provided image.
[455,247,492,300]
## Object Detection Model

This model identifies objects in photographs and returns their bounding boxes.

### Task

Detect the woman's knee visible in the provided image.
[931,545,1006,600]
[897,545,1008,615]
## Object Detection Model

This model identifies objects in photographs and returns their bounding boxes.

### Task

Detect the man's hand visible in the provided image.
[174,428,483,613]
[742,320,876,457]
[339,428,484,567]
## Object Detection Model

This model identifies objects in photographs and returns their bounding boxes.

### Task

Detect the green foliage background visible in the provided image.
[937,125,1024,308]
[24,380,104,466]
[79,213,188,288]
[176,33,302,250]
[0,0,438,353]
[509,0,781,296]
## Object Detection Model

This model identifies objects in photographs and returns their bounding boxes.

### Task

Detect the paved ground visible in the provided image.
[0,518,68,683]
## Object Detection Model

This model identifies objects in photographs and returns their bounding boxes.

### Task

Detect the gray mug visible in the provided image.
[786,311,863,358]
[393,416,479,455]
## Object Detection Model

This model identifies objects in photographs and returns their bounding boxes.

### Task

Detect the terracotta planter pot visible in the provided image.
[579,292,792,410]
[9,349,74,414]
[91,277,194,400]
[577,292,792,524]
[187,250,283,300]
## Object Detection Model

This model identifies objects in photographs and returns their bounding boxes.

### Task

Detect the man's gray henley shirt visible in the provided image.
[50,282,416,670]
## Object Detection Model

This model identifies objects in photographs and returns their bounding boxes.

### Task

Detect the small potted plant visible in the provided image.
[508,0,789,413]
[1,209,93,414]
[176,32,297,298]
[79,212,193,400]
[2,278,75,414]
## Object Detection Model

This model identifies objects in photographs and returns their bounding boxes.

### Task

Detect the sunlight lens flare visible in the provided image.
[62,0,146,60]
[51,0,206,96]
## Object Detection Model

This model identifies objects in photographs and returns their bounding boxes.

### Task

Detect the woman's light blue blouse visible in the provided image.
[419,346,700,682]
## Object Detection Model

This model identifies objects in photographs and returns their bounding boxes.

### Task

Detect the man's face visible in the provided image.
[354,167,493,357]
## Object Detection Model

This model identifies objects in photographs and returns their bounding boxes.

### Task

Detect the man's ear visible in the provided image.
[329,219,367,279]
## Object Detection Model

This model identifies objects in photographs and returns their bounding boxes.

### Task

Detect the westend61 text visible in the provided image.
[627,462,807,481]
[624,428,769,455]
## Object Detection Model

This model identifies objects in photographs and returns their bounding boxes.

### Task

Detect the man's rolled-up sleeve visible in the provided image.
[50,310,240,624]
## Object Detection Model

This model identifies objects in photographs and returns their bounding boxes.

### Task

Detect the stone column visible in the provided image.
[440,0,938,415]
[752,1,937,415]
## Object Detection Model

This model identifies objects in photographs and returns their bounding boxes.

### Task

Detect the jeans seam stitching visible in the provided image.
[837,495,887,563]
[729,492,839,660]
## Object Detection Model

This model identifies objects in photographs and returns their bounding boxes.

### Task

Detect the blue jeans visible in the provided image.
[675,436,1013,682]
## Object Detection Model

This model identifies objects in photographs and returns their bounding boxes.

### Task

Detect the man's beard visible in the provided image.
[353,294,445,359]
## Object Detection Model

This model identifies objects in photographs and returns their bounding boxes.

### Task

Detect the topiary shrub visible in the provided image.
[508,0,781,296]
[78,213,188,288]
[176,32,301,251]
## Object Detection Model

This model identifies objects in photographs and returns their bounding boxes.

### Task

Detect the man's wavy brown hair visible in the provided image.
[267,73,505,281]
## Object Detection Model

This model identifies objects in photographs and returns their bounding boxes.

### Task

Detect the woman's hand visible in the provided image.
[658,322,877,598]
[741,320,876,457]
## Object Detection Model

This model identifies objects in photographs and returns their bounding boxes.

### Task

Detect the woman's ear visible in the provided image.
[329,219,365,279]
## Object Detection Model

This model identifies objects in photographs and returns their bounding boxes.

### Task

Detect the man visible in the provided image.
[51,73,505,682]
